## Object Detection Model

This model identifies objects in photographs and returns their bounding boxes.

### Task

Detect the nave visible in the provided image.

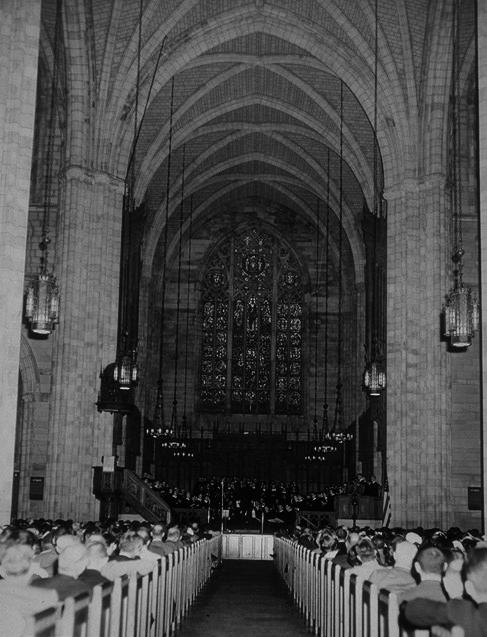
[176,560,308,637]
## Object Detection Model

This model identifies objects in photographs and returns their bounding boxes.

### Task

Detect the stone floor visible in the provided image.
[176,560,309,637]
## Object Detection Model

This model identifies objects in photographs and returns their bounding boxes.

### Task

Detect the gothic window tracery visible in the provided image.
[200,227,304,415]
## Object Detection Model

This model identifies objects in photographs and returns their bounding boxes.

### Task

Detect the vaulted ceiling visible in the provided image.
[39,0,473,279]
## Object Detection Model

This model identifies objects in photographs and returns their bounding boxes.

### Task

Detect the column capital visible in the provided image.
[63,165,125,193]
[383,174,447,201]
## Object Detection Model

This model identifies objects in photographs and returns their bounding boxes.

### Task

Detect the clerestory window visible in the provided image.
[199,227,304,415]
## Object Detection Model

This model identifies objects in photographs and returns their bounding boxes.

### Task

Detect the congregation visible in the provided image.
[0,516,213,635]
[2,498,487,634]
[288,522,487,635]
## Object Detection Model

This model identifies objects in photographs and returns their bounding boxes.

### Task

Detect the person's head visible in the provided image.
[58,544,88,578]
[348,531,360,548]
[405,531,423,548]
[318,531,336,552]
[463,547,487,603]
[0,545,35,585]
[152,524,166,541]
[393,541,417,570]
[166,526,182,543]
[414,546,446,579]
[119,531,144,557]
[137,527,151,547]
[85,541,109,571]
[355,538,376,564]
[54,531,78,554]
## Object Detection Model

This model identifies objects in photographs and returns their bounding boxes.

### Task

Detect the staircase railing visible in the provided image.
[120,469,171,523]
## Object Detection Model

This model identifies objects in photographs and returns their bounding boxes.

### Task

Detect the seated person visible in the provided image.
[400,545,447,603]
[348,538,380,580]
[158,526,185,554]
[102,531,154,580]
[402,547,487,637]
[78,541,110,588]
[148,524,167,557]
[369,540,417,595]
[31,542,91,601]
[136,527,160,563]
[0,545,58,637]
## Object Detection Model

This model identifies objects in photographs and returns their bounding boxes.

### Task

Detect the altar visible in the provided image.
[221,533,274,560]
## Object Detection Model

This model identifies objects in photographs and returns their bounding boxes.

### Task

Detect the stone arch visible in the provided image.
[103,4,409,191]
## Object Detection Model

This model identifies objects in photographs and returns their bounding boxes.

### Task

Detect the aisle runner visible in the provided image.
[177,560,308,637]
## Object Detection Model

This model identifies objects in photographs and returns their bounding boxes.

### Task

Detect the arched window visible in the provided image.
[200,227,304,415]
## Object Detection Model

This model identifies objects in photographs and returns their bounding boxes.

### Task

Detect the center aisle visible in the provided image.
[176,559,310,637]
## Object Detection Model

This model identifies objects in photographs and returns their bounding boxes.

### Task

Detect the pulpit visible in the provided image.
[334,495,381,525]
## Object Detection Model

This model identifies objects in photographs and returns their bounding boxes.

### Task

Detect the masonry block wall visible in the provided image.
[0,0,41,523]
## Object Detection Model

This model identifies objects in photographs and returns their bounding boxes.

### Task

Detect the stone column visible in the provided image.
[0,0,41,523]
[478,0,487,532]
[44,167,123,520]
[386,176,452,528]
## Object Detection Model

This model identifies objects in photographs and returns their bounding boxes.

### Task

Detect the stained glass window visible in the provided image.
[199,227,303,415]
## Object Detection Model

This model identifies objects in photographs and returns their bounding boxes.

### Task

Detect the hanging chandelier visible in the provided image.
[25,236,60,336]
[145,75,177,450]
[442,0,479,349]
[145,382,173,439]
[113,339,138,390]
[328,82,353,446]
[362,0,387,396]
[443,250,479,347]
[324,430,353,445]
[25,0,62,338]
[363,339,386,397]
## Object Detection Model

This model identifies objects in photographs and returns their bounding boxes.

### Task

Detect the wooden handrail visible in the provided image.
[120,469,172,523]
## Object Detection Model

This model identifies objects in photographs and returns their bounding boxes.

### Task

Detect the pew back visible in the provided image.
[273,537,464,637]
[25,535,222,637]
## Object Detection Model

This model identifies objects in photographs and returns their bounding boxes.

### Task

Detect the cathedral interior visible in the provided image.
[1,0,487,531]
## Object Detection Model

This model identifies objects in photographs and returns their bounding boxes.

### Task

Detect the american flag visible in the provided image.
[382,479,391,527]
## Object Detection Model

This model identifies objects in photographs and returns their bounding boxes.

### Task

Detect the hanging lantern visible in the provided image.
[363,359,386,396]
[25,236,60,336]
[363,340,386,397]
[443,253,479,348]
[113,349,138,390]
[442,3,479,350]
[25,271,60,336]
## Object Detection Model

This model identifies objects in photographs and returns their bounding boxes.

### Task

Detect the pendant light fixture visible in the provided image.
[97,13,167,411]
[182,194,194,436]
[363,0,387,396]
[146,76,176,440]
[112,0,144,390]
[167,145,193,459]
[442,0,479,348]
[306,194,335,462]
[324,81,353,447]
[25,0,62,336]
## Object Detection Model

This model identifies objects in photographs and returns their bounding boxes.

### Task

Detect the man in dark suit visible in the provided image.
[402,547,487,637]
[148,524,167,557]
[363,475,381,498]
